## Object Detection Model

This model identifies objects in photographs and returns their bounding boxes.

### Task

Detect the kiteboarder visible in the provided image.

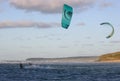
[19,63,23,69]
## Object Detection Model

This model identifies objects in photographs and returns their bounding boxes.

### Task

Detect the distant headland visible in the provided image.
[26,56,98,63]
[98,52,120,62]
[1,52,120,64]
[26,51,120,63]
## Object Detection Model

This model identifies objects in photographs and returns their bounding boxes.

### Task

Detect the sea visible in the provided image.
[0,62,120,81]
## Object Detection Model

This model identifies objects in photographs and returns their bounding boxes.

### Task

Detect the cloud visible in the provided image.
[81,44,94,46]
[20,46,32,49]
[103,44,113,46]
[0,8,3,13]
[77,22,86,26]
[99,41,105,43]
[0,0,4,13]
[0,20,59,28]
[110,41,120,44]
[9,0,98,13]
[59,46,68,48]
[0,0,4,3]
[85,36,91,39]
[100,2,113,8]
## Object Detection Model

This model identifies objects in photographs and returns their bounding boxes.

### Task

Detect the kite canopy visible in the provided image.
[61,4,73,29]
[100,22,114,39]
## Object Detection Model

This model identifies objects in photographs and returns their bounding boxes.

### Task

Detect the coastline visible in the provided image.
[1,60,120,64]
[0,56,98,64]
[98,60,120,63]
[1,57,120,64]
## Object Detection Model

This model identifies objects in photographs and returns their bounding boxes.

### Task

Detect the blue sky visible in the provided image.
[0,0,120,60]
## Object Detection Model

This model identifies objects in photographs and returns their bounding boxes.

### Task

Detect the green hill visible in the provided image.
[98,52,120,62]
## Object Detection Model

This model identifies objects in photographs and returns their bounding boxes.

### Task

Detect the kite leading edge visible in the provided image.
[100,22,114,39]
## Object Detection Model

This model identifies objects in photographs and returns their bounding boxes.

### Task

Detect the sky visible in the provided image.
[0,0,120,60]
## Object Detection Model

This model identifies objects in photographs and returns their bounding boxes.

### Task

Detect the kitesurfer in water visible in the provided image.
[19,63,23,69]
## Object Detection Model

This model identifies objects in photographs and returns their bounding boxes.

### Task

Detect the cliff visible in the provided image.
[98,52,120,62]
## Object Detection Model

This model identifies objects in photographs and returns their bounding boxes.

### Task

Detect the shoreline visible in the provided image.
[1,55,120,64]
[98,60,120,63]
[1,60,120,64]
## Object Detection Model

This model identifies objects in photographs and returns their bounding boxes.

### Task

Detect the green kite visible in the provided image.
[61,4,73,29]
[100,22,114,39]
